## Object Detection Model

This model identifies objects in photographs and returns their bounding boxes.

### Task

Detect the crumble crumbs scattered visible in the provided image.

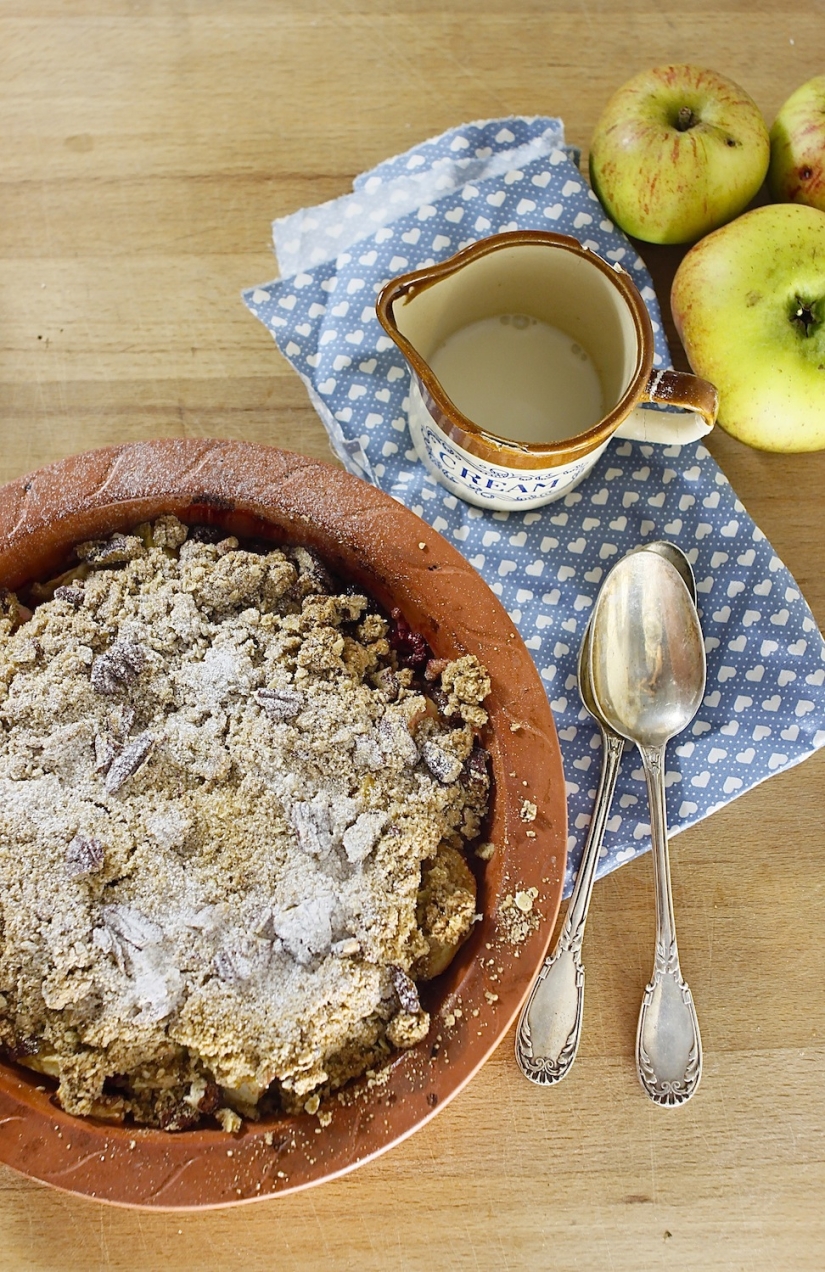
[520,799,537,823]
[498,888,540,945]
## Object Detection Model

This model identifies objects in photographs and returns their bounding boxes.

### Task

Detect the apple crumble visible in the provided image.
[0,517,491,1130]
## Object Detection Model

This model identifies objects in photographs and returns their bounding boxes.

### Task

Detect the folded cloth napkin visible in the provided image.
[244,117,825,896]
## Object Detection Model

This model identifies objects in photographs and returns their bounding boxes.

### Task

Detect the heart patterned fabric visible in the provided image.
[243,117,825,897]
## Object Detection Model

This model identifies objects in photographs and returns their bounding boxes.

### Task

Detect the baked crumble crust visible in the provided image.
[0,517,491,1129]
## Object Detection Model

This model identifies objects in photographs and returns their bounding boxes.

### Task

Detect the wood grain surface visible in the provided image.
[1,3,824,1268]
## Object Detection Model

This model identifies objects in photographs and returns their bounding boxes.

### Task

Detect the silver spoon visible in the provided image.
[514,632,625,1084]
[514,543,697,1087]
[589,551,705,1106]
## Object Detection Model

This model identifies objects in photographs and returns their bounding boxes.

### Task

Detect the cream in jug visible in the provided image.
[429,313,604,445]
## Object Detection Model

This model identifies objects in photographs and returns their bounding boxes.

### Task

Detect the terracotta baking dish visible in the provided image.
[0,439,566,1209]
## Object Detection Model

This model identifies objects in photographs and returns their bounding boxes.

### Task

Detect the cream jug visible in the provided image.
[376,231,718,511]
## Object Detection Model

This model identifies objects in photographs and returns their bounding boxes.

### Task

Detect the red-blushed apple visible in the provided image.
[589,65,770,244]
[671,203,825,452]
[769,75,825,212]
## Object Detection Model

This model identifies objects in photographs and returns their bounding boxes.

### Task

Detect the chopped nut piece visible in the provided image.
[53,585,86,608]
[374,666,400,701]
[90,640,146,696]
[465,746,491,787]
[377,711,419,766]
[65,833,105,879]
[389,964,421,1014]
[104,731,155,793]
[101,904,163,949]
[520,799,537,823]
[421,740,463,784]
[291,797,335,857]
[76,534,146,565]
[475,841,496,861]
[428,687,460,723]
[255,686,303,720]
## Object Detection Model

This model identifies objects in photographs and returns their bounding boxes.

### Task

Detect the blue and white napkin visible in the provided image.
[243,117,825,896]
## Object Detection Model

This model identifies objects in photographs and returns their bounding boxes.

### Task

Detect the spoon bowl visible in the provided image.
[589,553,705,746]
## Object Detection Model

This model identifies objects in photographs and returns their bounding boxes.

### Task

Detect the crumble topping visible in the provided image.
[0,517,491,1130]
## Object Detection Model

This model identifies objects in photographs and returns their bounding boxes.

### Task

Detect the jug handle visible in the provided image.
[616,369,718,445]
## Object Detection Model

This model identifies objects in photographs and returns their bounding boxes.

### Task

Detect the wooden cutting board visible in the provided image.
[0,3,823,1267]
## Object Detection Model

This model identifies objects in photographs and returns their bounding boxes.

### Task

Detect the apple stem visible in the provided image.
[675,106,698,132]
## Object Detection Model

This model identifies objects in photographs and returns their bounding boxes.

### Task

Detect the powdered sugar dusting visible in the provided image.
[0,516,490,1130]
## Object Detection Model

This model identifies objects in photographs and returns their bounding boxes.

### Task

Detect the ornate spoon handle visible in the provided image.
[515,727,624,1085]
[636,743,703,1106]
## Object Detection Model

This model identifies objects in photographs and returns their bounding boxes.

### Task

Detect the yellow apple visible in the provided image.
[768,75,825,212]
[590,65,770,244]
[671,203,825,451]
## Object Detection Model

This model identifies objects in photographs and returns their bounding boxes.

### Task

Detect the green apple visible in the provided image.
[768,75,825,212]
[671,203,825,451]
[590,65,770,244]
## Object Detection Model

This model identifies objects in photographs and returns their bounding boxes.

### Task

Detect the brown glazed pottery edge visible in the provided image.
[0,439,567,1209]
